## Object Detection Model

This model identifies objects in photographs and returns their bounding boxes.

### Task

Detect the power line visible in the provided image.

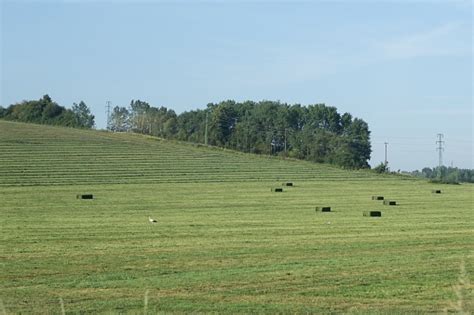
[436,133,444,167]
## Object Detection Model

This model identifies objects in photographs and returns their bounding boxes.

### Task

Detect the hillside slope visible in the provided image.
[0,120,384,186]
[1,120,472,314]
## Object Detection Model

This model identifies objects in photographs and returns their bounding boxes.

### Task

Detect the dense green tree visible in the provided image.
[176,110,205,142]
[72,101,95,128]
[209,101,237,147]
[163,116,178,138]
[373,162,389,174]
[343,118,371,168]
[340,112,353,135]
[2,96,374,169]
[58,110,80,127]
[42,101,64,123]
[168,100,372,168]
[129,100,151,133]
[0,95,95,128]
[147,107,171,137]
[411,166,474,183]
[421,167,433,178]
[109,106,130,132]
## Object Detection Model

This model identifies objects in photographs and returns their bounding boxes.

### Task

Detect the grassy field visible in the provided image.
[1,120,473,314]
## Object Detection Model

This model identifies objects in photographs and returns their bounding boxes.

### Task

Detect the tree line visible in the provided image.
[410,166,474,184]
[0,96,372,169]
[0,95,95,129]
[110,99,371,169]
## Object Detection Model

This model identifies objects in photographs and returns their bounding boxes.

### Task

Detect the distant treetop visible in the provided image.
[0,95,95,129]
[1,96,373,169]
[109,99,372,169]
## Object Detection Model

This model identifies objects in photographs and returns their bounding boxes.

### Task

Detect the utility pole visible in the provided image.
[106,101,111,131]
[284,128,288,154]
[384,142,388,167]
[436,133,444,167]
[204,111,208,145]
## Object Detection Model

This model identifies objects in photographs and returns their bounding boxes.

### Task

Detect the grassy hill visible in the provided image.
[0,120,379,186]
[1,120,473,314]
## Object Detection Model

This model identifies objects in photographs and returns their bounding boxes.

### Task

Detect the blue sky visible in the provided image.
[1,0,472,170]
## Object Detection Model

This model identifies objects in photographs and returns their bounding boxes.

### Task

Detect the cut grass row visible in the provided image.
[0,121,387,186]
[1,120,472,313]
[1,181,473,313]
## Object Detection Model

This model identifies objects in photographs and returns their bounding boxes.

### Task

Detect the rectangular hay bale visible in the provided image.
[372,196,384,200]
[432,190,442,194]
[272,188,283,192]
[315,206,331,212]
[284,182,293,187]
[383,200,396,206]
[77,194,94,200]
[363,211,382,217]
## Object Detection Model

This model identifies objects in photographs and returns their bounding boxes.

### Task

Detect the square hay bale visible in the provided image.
[315,206,331,212]
[363,211,382,217]
[432,190,442,194]
[283,182,294,187]
[383,200,396,206]
[77,194,94,200]
[372,196,384,200]
[272,188,284,192]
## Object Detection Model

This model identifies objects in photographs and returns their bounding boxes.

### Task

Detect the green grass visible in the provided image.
[1,120,473,314]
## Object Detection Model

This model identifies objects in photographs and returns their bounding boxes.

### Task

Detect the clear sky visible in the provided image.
[1,0,472,171]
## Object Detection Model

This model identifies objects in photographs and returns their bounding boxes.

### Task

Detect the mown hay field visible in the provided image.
[1,121,473,314]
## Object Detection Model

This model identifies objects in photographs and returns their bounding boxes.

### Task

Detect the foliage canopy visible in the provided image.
[109,99,371,169]
[411,166,474,184]
[1,96,372,168]
[0,95,94,129]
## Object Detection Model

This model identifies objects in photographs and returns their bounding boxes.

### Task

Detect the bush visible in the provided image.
[373,162,388,174]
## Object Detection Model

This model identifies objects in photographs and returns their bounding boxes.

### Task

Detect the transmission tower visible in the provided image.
[384,142,388,166]
[436,133,444,167]
[106,101,111,131]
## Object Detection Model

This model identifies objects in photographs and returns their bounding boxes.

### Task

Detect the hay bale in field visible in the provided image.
[77,194,94,200]
[315,206,331,212]
[372,196,384,200]
[383,200,396,206]
[272,188,284,192]
[283,182,293,187]
[363,211,382,217]
[432,190,442,194]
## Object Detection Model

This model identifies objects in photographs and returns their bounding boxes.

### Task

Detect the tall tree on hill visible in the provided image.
[345,118,371,168]
[147,106,178,138]
[163,115,178,138]
[340,112,353,135]
[109,106,130,132]
[3,95,373,169]
[42,99,65,123]
[209,101,237,147]
[129,100,151,134]
[72,101,95,128]
[2,95,83,127]
[176,109,206,143]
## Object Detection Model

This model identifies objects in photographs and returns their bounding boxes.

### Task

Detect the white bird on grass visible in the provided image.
[148,216,157,223]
